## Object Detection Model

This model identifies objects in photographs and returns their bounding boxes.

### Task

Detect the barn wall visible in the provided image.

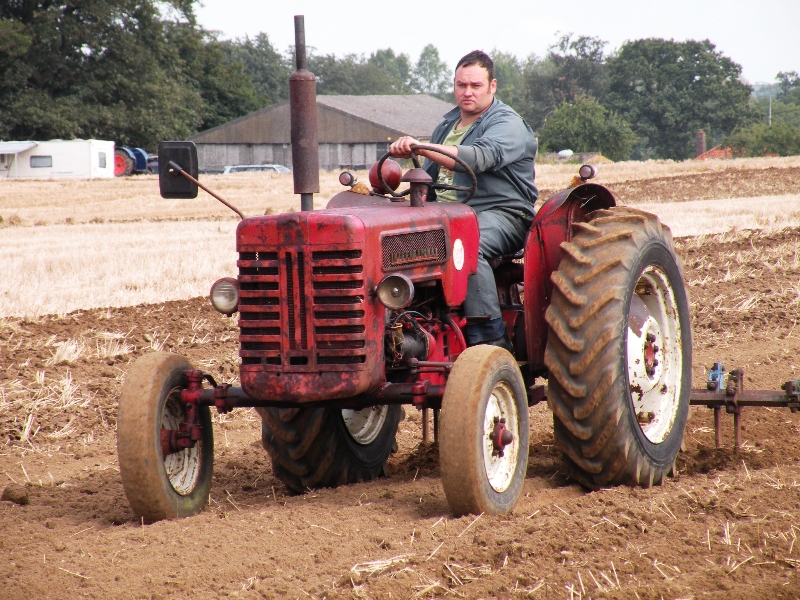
[190,104,401,145]
[197,142,391,172]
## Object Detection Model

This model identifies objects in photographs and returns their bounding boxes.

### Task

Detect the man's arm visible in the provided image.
[456,110,533,174]
[389,136,458,170]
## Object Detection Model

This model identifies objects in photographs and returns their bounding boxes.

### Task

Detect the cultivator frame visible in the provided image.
[690,362,800,449]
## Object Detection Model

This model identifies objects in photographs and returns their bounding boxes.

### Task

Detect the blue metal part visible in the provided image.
[707,362,725,391]
[129,147,149,172]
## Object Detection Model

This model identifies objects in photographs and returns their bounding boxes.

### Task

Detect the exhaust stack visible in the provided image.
[290,15,320,211]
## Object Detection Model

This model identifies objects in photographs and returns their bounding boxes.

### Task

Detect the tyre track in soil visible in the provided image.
[1,231,800,598]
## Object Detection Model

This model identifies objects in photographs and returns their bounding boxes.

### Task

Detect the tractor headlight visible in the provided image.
[376,274,414,310]
[210,277,239,315]
[579,163,597,181]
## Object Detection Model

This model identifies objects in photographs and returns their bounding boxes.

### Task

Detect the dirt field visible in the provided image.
[2,169,800,598]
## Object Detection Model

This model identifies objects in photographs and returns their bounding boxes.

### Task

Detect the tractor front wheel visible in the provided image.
[258,405,402,493]
[439,345,529,516]
[544,206,691,489]
[117,352,214,522]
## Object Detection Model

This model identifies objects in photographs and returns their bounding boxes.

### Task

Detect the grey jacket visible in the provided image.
[424,98,538,221]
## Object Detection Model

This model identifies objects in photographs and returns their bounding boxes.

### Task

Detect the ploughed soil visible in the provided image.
[537,165,800,206]
[2,229,800,599]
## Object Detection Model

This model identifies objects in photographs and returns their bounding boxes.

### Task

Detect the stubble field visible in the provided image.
[1,158,800,599]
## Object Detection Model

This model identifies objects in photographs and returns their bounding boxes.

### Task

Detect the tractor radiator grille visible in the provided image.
[238,248,366,369]
[382,229,446,269]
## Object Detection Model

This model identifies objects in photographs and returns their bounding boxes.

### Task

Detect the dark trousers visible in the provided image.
[462,209,530,344]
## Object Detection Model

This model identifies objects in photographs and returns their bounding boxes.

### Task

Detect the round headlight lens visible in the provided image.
[210,278,239,315]
[376,274,414,310]
[579,163,597,181]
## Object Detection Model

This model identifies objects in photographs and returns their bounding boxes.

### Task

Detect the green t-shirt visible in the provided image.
[435,121,472,202]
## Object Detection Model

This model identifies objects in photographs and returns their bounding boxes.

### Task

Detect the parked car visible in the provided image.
[222,164,291,174]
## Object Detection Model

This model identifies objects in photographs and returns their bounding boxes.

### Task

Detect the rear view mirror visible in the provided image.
[158,141,198,198]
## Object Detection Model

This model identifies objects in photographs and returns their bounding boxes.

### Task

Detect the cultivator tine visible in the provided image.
[690,363,800,450]
[714,407,723,448]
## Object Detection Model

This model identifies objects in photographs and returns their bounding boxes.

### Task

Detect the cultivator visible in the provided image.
[690,363,800,448]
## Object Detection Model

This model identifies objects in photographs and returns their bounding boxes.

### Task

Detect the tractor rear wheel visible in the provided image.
[544,206,691,489]
[117,352,214,522]
[439,345,529,516]
[257,405,402,493]
[114,149,134,176]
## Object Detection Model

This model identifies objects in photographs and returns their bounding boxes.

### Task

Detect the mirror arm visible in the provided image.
[168,161,246,221]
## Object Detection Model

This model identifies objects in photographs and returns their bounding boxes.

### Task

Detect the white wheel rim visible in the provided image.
[482,382,519,493]
[162,389,203,496]
[626,266,684,444]
[342,406,389,445]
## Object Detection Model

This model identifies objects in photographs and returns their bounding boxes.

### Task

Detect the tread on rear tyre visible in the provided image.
[117,352,214,522]
[439,345,529,516]
[257,405,402,493]
[544,206,691,489]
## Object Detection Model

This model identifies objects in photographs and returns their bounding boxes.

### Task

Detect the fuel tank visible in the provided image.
[235,197,479,402]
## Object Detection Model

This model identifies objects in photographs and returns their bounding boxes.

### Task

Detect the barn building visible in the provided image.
[188,95,455,172]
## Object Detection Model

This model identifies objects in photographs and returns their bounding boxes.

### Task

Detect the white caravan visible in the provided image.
[0,139,115,179]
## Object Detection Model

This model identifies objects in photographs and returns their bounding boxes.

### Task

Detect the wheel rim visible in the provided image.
[626,266,684,444]
[162,388,203,495]
[482,382,519,493]
[341,406,389,445]
[114,154,127,176]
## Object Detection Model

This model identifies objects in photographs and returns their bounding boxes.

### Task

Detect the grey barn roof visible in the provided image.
[315,95,452,139]
[189,94,454,145]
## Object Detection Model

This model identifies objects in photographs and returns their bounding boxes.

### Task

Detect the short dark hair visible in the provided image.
[456,50,494,82]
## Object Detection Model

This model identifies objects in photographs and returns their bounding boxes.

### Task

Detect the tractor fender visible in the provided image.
[523,183,617,373]
[128,147,149,172]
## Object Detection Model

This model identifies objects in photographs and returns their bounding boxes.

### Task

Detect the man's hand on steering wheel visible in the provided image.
[389,136,418,159]
[390,137,460,171]
[376,144,477,203]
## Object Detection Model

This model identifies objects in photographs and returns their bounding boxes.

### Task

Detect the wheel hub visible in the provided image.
[161,390,203,496]
[489,417,514,457]
[342,406,389,445]
[626,268,684,444]
[483,382,519,493]
[644,333,660,377]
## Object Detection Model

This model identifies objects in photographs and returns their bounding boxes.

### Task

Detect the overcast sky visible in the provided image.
[195,0,799,86]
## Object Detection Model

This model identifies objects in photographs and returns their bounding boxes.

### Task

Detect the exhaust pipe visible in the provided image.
[290,15,320,212]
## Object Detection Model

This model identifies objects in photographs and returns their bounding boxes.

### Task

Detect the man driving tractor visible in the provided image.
[390,50,538,351]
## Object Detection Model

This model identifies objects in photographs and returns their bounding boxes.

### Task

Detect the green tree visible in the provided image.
[519,34,608,130]
[220,33,291,106]
[490,50,525,112]
[0,0,205,147]
[0,0,263,148]
[310,50,412,95]
[411,44,450,98]
[604,38,757,159]
[167,25,260,131]
[750,96,800,129]
[368,49,412,94]
[724,121,800,157]
[777,70,800,104]
[538,96,637,161]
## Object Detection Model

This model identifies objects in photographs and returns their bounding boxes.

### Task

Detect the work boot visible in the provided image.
[482,331,515,355]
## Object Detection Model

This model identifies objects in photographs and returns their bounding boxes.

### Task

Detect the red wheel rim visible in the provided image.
[114,154,127,176]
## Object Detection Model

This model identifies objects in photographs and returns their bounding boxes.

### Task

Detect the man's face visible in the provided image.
[454,64,497,118]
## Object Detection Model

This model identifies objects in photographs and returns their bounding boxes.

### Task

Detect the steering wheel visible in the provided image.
[375,144,477,203]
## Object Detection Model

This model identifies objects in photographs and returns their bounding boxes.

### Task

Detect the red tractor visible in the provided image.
[116,19,692,522]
